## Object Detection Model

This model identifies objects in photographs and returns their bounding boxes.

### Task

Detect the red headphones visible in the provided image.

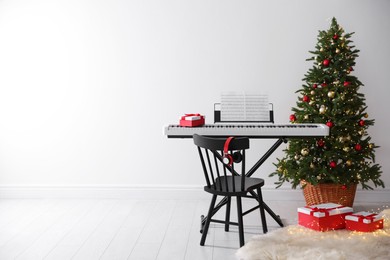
[223,137,242,166]
[223,137,235,165]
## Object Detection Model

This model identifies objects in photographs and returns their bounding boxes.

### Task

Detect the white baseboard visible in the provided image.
[0,185,389,203]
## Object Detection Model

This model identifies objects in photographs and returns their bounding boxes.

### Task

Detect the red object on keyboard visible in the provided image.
[180,114,205,127]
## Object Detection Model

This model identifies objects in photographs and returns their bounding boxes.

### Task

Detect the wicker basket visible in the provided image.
[301,181,357,207]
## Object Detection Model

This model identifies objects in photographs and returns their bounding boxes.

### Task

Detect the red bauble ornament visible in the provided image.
[321,82,327,87]
[349,66,354,71]
[355,144,362,151]
[326,121,334,128]
[333,34,339,40]
[303,95,310,102]
[343,81,351,87]
[289,114,296,122]
[341,185,347,190]
[312,84,318,89]
[323,59,330,66]
[329,161,337,168]
[359,120,365,126]
[317,139,325,147]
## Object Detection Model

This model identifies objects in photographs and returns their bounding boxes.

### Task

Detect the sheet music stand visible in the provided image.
[214,103,274,123]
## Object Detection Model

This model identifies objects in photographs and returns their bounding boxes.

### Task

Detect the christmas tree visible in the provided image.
[270,18,384,190]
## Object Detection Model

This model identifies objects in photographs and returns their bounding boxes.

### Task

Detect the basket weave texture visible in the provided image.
[301,181,357,207]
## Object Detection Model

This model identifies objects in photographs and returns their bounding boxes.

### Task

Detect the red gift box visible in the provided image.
[179,114,205,127]
[298,203,353,231]
[345,211,384,232]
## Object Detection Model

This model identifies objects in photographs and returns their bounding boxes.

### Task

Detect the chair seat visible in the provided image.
[204,176,265,196]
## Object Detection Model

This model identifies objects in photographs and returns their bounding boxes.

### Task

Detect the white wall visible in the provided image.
[0,0,389,192]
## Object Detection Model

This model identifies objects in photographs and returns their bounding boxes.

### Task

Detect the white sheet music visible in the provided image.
[221,92,269,122]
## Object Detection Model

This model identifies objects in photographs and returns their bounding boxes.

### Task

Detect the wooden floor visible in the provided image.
[0,198,387,260]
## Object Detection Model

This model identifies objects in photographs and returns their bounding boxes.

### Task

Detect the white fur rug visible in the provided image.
[236,209,390,260]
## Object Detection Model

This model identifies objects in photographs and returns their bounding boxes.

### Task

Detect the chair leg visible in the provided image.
[236,196,245,247]
[225,196,231,232]
[257,187,268,233]
[200,194,217,246]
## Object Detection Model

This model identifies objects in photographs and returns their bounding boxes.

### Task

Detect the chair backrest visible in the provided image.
[193,134,249,192]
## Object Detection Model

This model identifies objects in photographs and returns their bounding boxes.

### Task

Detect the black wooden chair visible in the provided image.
[193,134,268,247]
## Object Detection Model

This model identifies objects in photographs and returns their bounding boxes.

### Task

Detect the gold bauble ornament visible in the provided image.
[317,175,321,180]
[304,115,309,120]
[369,143,374,149]
[358,130,365,136]
[346,135,351,141]
[301,148,309,156]
[294,155,300,160]
[319,106,326,114]
[310,90,315,95]
[339,137,345,142]
[346,160,352,166]
[364,113,369,118]
[320,47,324,52]
[335,48,340,53]
[327,91,335,98]
[343,147,350,152]
[277,166,283,172]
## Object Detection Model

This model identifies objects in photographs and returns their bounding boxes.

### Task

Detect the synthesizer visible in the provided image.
[164,123,329,138]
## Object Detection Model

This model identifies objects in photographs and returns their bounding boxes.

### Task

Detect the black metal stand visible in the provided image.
[200,138,287,231]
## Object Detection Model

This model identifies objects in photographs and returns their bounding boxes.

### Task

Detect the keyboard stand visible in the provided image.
[200,138,287,232]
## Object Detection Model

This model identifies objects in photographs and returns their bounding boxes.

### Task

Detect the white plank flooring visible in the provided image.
[0,198,387,260]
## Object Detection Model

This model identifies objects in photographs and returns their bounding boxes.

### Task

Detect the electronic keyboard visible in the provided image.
[164,123,329,138]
